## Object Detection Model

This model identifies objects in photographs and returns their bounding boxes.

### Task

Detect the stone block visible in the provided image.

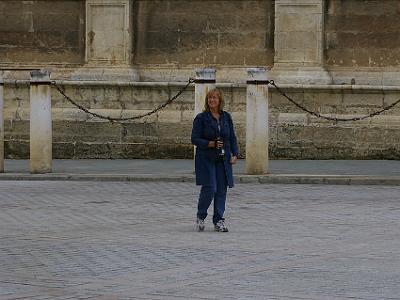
[4,120,29,140]
[244,48,274,66]
[277,113,308,125]
[278,13,320,32]
[333,15,373,32]
[231,112,246,123]
[33,13,81,31]
[348,0,386,16]
[0,1,24,14]
[138,0,170,13]
[242,0,272,13]
[148,143,190,158]
[237,15,270,32]
[303,47,319,63]
[369,115,400,127]
[325,48,355,67]
[52,121,122,143]
[179,32,218,50]
[361,33,400,49]
[270,90,305,113]
[171,0,243,15]
[277,49,306,63]
[137,14,172,32]
[305,91,343,107]
[157,110,182,123]
[218,32,265,49]
[204,49,246,65]
[143,31,180,50]
[157,122,191,138]
[4,108,30,122]
[0,13,30,32]
[368,48,400,67]
[52,142,75,159]
[205,14,237,32]
[182,110,195,122]
[72,141,114,159]
[282,32,317,50]
[343,93,383,108]
[4,140,29,159]
[30,1,83,14]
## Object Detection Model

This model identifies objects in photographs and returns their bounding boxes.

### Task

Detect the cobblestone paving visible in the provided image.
[1,181,400,299]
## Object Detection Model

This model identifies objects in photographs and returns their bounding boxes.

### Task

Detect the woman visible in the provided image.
[191,88,239,232]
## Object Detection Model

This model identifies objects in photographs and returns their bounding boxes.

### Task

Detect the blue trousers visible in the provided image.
[197,159,228,224]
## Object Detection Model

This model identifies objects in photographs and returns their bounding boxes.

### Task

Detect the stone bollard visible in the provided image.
[30,70,52,174]
[246,68,269,175]
[0,73,3,173]
[194,68,216,116]
[194,68,216,160]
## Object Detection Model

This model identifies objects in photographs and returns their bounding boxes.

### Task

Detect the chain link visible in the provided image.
[268,80,400,122]
[52,78,194,122]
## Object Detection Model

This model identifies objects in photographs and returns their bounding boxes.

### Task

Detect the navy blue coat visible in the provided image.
[191,111,239,188]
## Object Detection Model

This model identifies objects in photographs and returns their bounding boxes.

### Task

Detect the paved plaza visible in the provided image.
[1,180,400,299]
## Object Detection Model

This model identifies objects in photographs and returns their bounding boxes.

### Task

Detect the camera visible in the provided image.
[215,137,225,156]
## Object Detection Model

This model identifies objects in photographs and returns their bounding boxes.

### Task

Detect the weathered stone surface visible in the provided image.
[134,0,274,66]
[325,0,400,67]
[1,0,400,160]
[0,0,85,64]
[4,84,400,160]
[86,0,131,65]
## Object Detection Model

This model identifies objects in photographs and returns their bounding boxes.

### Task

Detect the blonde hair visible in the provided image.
[203,88,224,112]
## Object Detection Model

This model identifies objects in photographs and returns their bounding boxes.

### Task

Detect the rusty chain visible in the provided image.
[52,78,194,122]
[268,80,400,122]
[53,77,400,123]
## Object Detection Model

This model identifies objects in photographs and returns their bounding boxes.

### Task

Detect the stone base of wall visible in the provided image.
[5,140,193,159]
[3,81,400,160]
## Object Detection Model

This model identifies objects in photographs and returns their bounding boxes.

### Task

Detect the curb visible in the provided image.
[1,173,400,186]
[239,174,400,186]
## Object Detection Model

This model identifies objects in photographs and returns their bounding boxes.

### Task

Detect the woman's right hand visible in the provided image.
[208,140,224,148]
[208,141,216,148]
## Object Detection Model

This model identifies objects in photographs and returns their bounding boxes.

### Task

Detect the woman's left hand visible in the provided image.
[230,156,237,165]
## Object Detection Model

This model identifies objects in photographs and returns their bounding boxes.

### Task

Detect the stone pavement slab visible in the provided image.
[1,180,400,299]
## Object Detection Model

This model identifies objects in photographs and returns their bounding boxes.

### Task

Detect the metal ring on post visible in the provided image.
[246,80,270,85]
[194,79,216,84]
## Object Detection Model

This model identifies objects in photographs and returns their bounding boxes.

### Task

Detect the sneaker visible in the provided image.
[195,218,205,232]
[214,219,229,232]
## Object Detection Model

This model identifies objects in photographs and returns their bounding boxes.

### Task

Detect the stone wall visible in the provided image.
[325,0,400,67]
[4,83,195,159]
[2,0,400,160]
[0,0,85,65]
[134,0,274,66]
[4,82,400,159]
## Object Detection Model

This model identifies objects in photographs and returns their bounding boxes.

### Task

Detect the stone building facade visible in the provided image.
[1,0,400,159]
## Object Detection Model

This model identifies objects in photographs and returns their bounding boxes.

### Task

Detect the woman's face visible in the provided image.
[207,92,220,110]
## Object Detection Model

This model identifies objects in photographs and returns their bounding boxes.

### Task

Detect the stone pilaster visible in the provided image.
[85,0,132,66]
[78,0,138,81]
[272,0,331,84]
